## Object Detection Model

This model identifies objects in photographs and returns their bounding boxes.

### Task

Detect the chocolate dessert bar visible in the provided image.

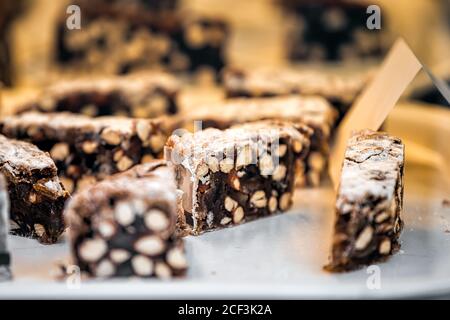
[325,130,404,272]
[16,72,180,117]
[223,67,369,118]
[56,0,228,75]
[183,96,337,186]
[0,135,69,244]
[65,160,187,278]
[0,112,169,192]
[278,0,388,62]
[165,121,311,235]
[0,175,11,280]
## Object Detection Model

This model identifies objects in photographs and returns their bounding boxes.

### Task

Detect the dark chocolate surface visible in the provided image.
[66,160,187,278]
[0,112,168,192]
[0,135,69,244]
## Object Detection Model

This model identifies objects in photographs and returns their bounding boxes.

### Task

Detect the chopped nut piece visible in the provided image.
[166,247,188,269]
[375,212,389,223]
[96,259,115,277]
[207,156,219,172]
[276,144,287,158]
[355,226,373,250]
[134,235,165,256]
[66,165,81,177]
[279,193,292,210]
[144,209,170,231]
[131,255,154,276]
[259,154,274,175]
[40,97,55,111]
[34,224,45,237]
[81,104,97,116]
[77,175,96,190]
[230,175,240,190]
[272,165,287,181]
[250,191,267,208]
[140,154,154,164]
[293,140,303,153]
[79,238,107,263]
[28,192,38,204]
[149,95,168,115]
[115,202,135,226]
[185,24,206,48]
[220,217,232,225]
[268,197,278,213]
[224,196,238,212]
[136,121,151,141]
[101,128,122,145]
[236,145,253,169]
[308,152,325,171]
[155,262,172,279]
[220,158,234,173]
[149,135,166,153]
[60,177,74,193]
[82,141,98,154]
[117,156,134,171]
[97,220,116,239]
[113,150,124,162]
[50,143,70,161]
[110,249,131,264]
[379,239,391,255]
[232,207,244,223]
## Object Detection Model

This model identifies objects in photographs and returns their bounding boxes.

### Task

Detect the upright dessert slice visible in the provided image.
[0,175,11,280]
[325,130,405,272]
[165,121,311,235]
[0,112,169,192]
[182,96,337,186]
[15,72,180,117]
[0,135,69,243]
[223,67,369,119]
[65,160,187,279]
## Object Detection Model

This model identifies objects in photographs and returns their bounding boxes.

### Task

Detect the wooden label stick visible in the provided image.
[329,38,422,189]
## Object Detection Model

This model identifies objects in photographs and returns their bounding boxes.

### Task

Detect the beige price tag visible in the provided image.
[329,38,422,188]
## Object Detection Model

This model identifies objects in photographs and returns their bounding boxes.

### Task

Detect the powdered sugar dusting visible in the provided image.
[339,130,404,202]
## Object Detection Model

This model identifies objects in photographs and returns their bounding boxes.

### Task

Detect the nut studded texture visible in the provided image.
[65,160,187,279]
[0,112,169,192]
[325,130,405,272]
[182,96,336,187]
[0,135,69,244]
[223,67,369,119]
[165,121,311,235]
[0,174,11,280]
[55,0,228,76]
[15,72,180,118]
